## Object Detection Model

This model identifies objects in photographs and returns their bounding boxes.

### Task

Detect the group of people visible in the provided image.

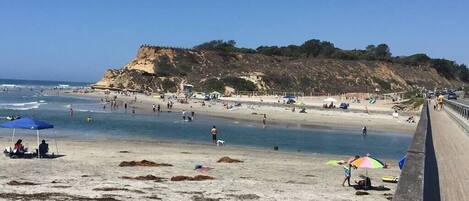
[434,94,444,111]
[109,99,119,110]
[10,139,49,158]
[406,116,416,123]
[182,110,195,121]
[152,104,161,113]
[167,101,174,109]
[323,101,336,109]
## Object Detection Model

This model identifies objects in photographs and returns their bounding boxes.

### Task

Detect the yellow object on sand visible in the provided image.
[382,176,399,183]
[326,160,345,166]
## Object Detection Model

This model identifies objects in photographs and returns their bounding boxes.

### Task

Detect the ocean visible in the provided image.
[0,79,411,159]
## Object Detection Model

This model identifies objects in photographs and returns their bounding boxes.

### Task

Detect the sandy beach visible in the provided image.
[0,138,400,201]
[67,91,418,134]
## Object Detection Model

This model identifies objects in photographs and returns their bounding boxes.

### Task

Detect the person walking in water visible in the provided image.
[157,104,161,112]
[210,126,218,144]
[362,126,367,136]
[262,114,267,128]
[69,107,74,117]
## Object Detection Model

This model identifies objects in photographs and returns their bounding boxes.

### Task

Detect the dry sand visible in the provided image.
[0,138,400,201]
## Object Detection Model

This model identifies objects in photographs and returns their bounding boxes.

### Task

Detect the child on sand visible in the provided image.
[342,155,359,186]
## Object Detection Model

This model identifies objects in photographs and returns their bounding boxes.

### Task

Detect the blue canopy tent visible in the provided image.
[1,118,54,156]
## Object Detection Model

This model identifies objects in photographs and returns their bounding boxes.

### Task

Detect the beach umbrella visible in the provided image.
[351,156,385,169]
[1,117,54,157]
[351,155,385,178]
[399,155,406,170]
[347,156,360,164]
[323,97,337,102]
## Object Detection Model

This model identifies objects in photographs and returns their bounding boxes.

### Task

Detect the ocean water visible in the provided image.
[0,79,412,159]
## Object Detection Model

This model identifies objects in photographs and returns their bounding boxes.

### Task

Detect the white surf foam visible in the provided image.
[0,101,46,110]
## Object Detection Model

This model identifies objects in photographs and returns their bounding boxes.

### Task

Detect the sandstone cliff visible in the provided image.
[94,45,464,94]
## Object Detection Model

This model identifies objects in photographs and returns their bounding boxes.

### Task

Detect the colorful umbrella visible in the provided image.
[351,156,385,179]
[352,156,384,168]
[351,156,385,169]
[347,156,360,164]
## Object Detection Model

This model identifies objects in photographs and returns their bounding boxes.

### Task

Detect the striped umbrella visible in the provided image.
[351,156,385,169]
[351,156,385,178]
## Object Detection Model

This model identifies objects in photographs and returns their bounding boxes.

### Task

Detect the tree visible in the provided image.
[430,59,457,78]
[458,64,469,81]
[366,45,376,52]
[375,44,391,60]
[301,39,321,57]
[193,40,236,52]
[398,54,431,65]
[256,46,282,56]
[319,41,336,57]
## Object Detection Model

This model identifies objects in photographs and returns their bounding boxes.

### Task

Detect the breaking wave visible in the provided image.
[0,101,46,110]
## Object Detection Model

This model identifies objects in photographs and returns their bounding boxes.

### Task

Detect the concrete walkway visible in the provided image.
[429,103,469,201]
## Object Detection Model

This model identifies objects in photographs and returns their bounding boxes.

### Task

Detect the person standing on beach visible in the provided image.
[362,126,367,136]
[342,155,359,186]
[124,102,127,111]
[167,102,170,109]
[210,126,218,144]
[157,104,161,112]
[152,104,156,113]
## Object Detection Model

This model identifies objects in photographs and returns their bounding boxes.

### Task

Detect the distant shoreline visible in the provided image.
[66,90,418,134]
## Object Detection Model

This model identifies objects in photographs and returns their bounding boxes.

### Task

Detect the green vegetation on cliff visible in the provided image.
[193,39,468,82]
[96,39,468,94]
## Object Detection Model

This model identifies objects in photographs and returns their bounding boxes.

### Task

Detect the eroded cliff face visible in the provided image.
[94,45,464,94]
[124,47,179,74]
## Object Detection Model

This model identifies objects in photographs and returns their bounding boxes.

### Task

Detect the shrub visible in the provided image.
[161,79,177,92]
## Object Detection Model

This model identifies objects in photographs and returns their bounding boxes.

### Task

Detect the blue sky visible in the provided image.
[0,0,468,82]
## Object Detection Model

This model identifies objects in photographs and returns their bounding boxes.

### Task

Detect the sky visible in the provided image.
[0,0,468,82]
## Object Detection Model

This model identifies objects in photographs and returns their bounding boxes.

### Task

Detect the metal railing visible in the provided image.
[394,100,440,201]
[443,99,469,120]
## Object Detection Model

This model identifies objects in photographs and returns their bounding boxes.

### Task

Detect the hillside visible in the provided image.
[94,45,465,94]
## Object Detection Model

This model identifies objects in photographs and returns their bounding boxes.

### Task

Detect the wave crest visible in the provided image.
[0,101,46,110]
